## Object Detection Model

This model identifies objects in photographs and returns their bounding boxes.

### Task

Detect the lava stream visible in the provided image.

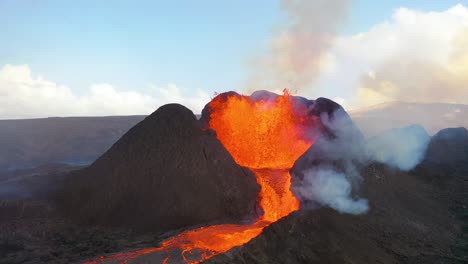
[85,90,315,264]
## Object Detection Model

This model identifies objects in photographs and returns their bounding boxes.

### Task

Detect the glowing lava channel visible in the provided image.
[85,91,315,264]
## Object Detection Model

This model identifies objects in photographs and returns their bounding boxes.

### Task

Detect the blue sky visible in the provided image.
[1,0,280,93]
[1,0,468,117]
[1,0,464,92]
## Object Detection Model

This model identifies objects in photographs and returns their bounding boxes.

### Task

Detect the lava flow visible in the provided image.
[85,90,316,264]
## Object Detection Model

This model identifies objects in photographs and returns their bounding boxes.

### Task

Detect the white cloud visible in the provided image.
[0,64,210,119]
[3,4,468,117]
[324,4,468,108]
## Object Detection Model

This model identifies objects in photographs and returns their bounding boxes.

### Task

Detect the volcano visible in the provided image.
[77,90,363,264]
[3,92,466,264]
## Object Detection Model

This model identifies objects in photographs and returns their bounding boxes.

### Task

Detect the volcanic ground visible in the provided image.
[0,91,467,264]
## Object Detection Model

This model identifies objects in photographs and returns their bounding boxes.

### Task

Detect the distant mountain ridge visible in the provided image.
[350,101,468,137]
[0,116,145,170]
[1,101,467,171]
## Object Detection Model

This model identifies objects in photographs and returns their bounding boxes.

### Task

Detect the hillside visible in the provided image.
[57,104,259,233]
[0,112,467,263]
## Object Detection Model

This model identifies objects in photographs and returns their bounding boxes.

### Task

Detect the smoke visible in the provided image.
[366,125,431,171]
[246,0,351,92]
[293,105,432,215]
[294,168,368,215]
[292,102,369,215]
[317,107,368,165]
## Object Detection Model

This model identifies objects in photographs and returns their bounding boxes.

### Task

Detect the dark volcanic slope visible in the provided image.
[0,115,145,169]
[414,127,468,220]
[58,104,259,233]
[207,129,468,264]
[421,127,468,174]
[207,163,463,264]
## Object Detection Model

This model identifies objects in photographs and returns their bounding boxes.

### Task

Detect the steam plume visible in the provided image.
[293,108,432,215]
[366,125,431,171]
[246,0,351,92]
[292,104,369,215]
[294,168,368,215]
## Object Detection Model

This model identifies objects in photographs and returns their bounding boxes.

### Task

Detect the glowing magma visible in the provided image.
[85,91,315,264]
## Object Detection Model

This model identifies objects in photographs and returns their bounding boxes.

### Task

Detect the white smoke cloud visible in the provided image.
[246,0,351,92]
[293,111,431,215]
[244,3,468,110]
[366,125,431,171]
[292,106,369,215]
[0,64,210,119]
[294,168,368,215]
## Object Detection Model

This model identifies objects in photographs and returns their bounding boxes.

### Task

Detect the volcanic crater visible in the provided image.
[2,90,466,264]
[61,90,353,264]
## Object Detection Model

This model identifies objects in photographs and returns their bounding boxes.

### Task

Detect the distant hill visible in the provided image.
[2,101,467,170]
[0,116,145,170]
[350,102,468,137]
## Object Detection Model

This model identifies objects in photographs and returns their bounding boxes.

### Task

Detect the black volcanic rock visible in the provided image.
[206,162,462,264]
[413,127,468,214]
[414,127,468,182]
[57,104,259,233]
[206,128,468,264]
[423,127,468,174]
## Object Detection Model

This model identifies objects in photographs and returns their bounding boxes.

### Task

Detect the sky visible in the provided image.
[1,0,468,118]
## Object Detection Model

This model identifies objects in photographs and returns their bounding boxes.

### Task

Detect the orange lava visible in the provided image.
[85,91,315,264]
[208,90,313,170]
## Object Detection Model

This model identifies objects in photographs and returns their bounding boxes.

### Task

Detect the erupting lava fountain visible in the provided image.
[86,90,318,264]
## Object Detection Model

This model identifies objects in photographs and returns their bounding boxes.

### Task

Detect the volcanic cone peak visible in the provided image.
[200,91,356,138]
[57,103,260,233]
[199,91,366,211]
[199,90,365,170]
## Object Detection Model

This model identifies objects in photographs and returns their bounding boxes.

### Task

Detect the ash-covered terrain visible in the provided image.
[0,94,467,264]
